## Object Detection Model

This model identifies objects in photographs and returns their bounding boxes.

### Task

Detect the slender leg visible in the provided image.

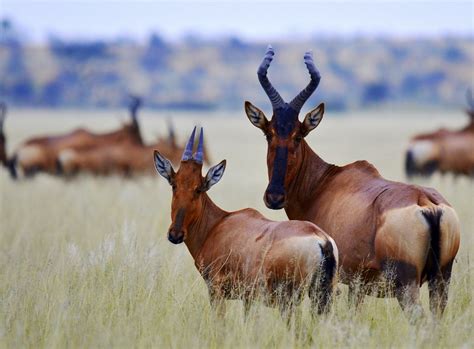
[395,281,425,323]
[243,298,252,320]
[428,260,453,317]
[208,287,226,318]
[278,299,294,328]
[348,281,366,310]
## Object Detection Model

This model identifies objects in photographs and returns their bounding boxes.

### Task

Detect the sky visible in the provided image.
[1,0,473,42]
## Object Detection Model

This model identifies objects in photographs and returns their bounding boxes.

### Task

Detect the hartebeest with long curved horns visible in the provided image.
[245,46,460,319]
[154,127,338,318]
[7,95,143,178]
[405,89,474,177]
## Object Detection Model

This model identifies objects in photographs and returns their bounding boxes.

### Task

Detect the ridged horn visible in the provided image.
[257,45,285,110]
[194,127,204,164]
[182,127,196,161]
[466,88,474,109]
[289,51,321,112]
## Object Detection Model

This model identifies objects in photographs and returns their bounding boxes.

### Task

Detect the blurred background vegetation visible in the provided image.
[1,17,472,112]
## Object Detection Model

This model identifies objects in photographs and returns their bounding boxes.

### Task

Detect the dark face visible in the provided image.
[154,151,226,244]
[245,101,325,210]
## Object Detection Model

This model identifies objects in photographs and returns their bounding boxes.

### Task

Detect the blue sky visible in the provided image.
[2,0,473,42]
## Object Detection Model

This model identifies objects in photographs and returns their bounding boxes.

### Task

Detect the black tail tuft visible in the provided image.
[55,158,63,176]
[6,155,18,179]
[320,241,337,288]
[310,240,337,314]
[422,210,442,284]
[405,150,416,178]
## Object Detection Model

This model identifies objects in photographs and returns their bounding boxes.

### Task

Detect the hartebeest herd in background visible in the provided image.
[0,96,189,178]
[406,89,474,177]
[0,45,470,323]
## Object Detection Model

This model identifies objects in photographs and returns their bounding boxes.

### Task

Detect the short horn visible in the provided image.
[466,88,474,109]
[182,126,196,161]
[129,95,141,120]
[289,51,321,112]
[167,118,176,146]
[0,102,6,133]
[257,45,285,110]
[194,127,204,164]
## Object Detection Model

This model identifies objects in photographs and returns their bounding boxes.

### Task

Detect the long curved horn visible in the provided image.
[289,51,321,112]
[182,127,196,161]
[257,45,285,110]
[194,127,204,164]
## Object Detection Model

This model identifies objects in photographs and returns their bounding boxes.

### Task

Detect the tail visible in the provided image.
[309,239,337,314]
[55,158,64,176]
[320,240,337,293]
[6,154,18,179]
[405,150,416,178]
[421,210,442,285]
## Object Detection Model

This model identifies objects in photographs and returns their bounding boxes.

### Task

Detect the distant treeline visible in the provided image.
[0,18,473,111]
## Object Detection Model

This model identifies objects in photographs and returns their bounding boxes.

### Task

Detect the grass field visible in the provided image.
[0,108,473,348]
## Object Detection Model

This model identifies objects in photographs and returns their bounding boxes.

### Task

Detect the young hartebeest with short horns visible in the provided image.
[405,89,474,177]
[154,127,338,318]
[244,45,460,319]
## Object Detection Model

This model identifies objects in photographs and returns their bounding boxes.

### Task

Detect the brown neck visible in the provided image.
[184,194,228,259]
[285,140,335,220]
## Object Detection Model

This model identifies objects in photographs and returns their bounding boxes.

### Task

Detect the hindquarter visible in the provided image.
[375,205,430,278]
[198,216,330,299]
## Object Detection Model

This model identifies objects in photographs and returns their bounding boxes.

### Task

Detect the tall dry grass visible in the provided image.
[0,108,473,348]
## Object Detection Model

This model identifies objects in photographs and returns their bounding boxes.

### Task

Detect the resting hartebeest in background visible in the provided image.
[245,46,460,319]
[154,127,338,318]
[405,89,474,177]
[57,120,210,177]
[7,96,143,178]
[58,128,184,177]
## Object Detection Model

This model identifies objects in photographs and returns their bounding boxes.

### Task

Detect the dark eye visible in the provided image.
[294,135,303,143]
[171,183,177,192]
[265,133,273,142]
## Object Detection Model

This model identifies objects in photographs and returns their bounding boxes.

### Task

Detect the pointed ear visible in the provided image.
[245,101,268,130]
[301,103,324,136]
[202,160,226,192]
[154,150,175,184]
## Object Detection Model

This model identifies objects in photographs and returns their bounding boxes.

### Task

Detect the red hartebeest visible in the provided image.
[58,132,183,177]
[154,127,338,318]
[245,46,460,319]
[57,121,211,177]
[405,89,474,177]
[7,96,143,178]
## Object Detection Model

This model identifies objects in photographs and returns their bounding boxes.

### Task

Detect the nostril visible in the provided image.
[168,231,184,244]
[265,192,285,205]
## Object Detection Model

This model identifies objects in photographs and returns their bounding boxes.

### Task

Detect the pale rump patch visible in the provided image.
[17,145,45,167]
[269,234,325,278]
[375,205,431,276]
[438,204,461,266]
[58,149,77,167]
[409,140,438,167]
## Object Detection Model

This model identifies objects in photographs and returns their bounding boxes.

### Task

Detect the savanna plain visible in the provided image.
[0,108,473,348]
